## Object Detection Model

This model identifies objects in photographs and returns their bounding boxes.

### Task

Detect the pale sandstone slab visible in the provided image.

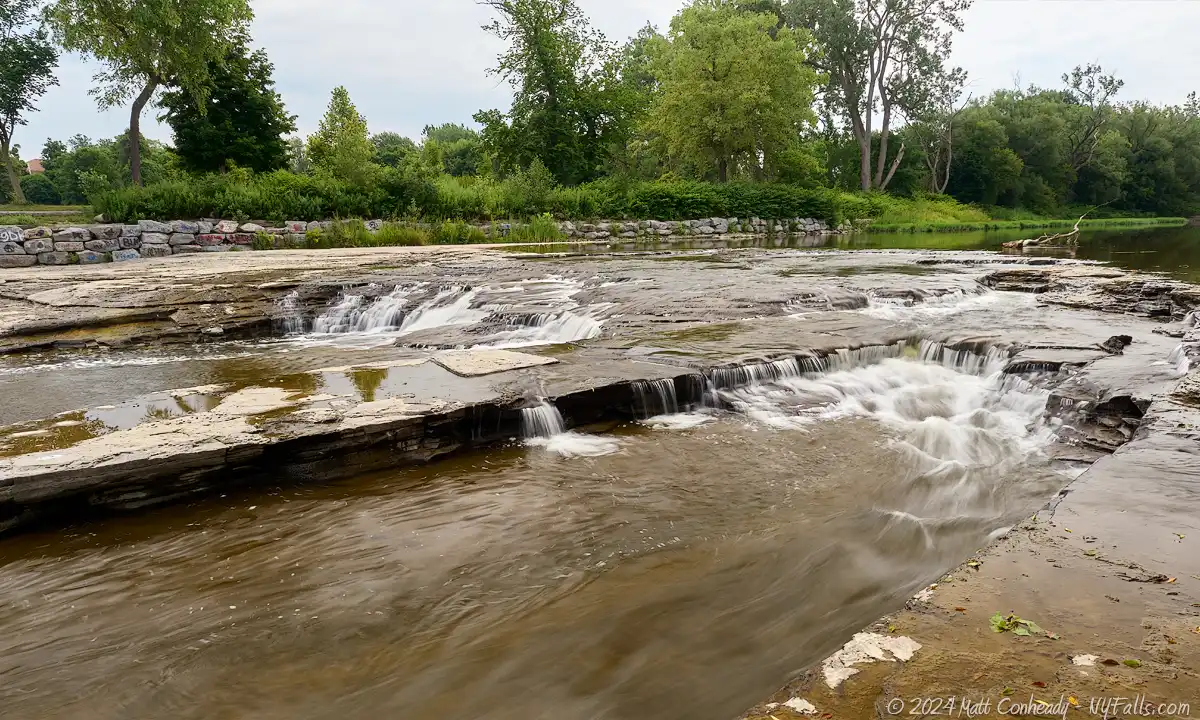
[433,349,558,377]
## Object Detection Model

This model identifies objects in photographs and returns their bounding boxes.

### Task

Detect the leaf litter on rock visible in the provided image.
[990,613,1059,639]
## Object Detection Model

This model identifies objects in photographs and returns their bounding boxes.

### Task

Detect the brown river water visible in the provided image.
[0,229,1194,720]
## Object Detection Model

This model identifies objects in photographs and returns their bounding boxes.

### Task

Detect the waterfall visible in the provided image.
[1168,343,1198,376]
[312,293,367,334]
[303,278,610,349]
[705,356,825,390]
[633,379,679,418]
[918,340,1012,376]
[521,401,566,438]
[275,291,306,335]
[825,342,908,371]
[397,288,487,334]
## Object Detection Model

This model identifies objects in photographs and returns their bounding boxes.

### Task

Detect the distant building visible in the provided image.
[26,159,43,174]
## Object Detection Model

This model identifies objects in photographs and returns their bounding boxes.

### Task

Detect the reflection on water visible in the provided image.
[509,225,1200,282]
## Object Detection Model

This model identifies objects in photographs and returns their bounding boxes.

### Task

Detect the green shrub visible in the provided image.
[2,214,38,226]
[252,232,275,251]
[20,174,61,205]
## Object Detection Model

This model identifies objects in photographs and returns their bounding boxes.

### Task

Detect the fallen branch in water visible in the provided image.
[1002,204,1111,250]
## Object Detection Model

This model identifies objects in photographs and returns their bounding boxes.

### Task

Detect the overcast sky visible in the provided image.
[17,0,1200,160]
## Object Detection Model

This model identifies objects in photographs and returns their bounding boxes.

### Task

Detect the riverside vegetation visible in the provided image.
[2,0,1198,233]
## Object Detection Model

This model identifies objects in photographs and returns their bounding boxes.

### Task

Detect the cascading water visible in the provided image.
[521,400,620,458]
[632,379,680,418]
[521,401,566,439]
[303,278,609,349]
[311,293,368,334]
[274,290,307,335]
[825,342,909,371]
[1168,343,1200,376]
[918,340,1012,375]
[860,287,1004,321]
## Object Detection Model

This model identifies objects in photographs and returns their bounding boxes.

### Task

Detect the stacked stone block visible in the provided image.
[0,214,844,269]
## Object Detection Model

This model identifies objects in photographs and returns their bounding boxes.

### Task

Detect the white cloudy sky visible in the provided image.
[17,0,1200,160]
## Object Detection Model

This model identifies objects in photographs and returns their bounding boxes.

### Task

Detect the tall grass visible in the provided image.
[506,214,563,243]
[305,220,427,248]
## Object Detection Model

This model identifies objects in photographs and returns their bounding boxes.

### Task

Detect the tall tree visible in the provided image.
[44,0,253,186]
[649,0,820,182]
[787,0,971,190]
[307,86,374,184]
[1061,63,1124,172]
[160,36,295,173]
[0,0,58,204]
[474,0,633,184]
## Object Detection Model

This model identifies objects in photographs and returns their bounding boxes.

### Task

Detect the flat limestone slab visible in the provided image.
[432,349,557,377]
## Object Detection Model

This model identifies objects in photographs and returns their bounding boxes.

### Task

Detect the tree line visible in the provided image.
[2,0,1198,219]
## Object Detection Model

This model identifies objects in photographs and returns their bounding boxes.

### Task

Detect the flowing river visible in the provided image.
[0,227,1194,719]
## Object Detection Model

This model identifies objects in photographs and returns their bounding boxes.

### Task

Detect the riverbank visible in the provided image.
[865,216,1188,233]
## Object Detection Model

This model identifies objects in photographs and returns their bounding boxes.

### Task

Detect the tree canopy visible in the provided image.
[473,0,637,185]
[44,0,253,185]
[160,37,296,173]
[648,0,821,182]
[0,0,58,204]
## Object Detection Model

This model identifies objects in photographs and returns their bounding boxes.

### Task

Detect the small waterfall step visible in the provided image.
[521,401,566,438]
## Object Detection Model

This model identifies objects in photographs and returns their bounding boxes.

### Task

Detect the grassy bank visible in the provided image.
[865,216,1189,233]
[0,204,90,213]
[7,173,1190,234]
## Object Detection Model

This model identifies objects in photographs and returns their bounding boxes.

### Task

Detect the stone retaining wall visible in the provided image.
[0,216,839,268]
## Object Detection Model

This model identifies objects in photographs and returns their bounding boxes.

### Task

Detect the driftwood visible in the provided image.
[1002,207,1102,251]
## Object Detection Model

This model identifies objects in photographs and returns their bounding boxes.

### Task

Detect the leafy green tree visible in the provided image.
[370,131,417,169]
[422,124,482,176]
[307,86,374,184]
[160,37,295,173]
[423,123,476,145]
[648,0,820,182]
[946,117,1024,205]
[785,0,971,190]
[0,0,58,204]
[41,135,121,203]
[44,0,253,186]
[474,0,635,185]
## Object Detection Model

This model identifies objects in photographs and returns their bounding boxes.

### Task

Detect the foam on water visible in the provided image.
[641,412,716,431]
[520,399,620,457]
[525,433,622,458]
[859,288,1008,322]
[711,347,1055,518]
